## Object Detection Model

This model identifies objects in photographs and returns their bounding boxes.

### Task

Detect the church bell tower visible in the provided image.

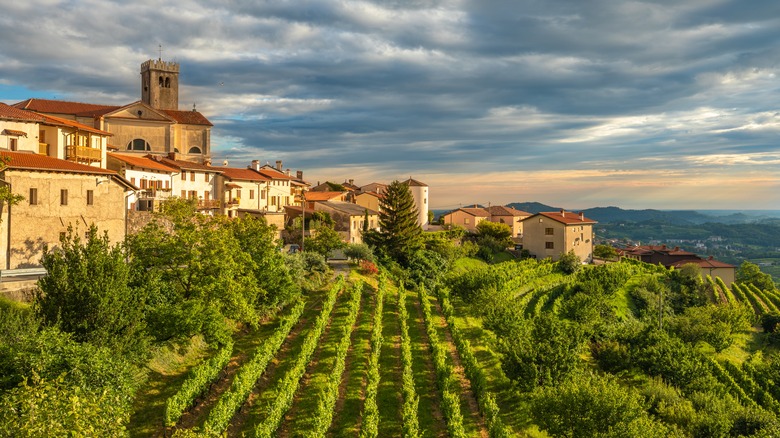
[140,59,180,110]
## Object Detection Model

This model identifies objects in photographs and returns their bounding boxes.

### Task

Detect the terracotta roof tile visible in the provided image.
[304,191,346,201]
[1,150,114,175]
[3,129,27,137]
[256,167,292,180]
[35,112,112,136]
[486,205,532,217]
[153,156,222,173]
[456,208,489,217]
[530,210,597,225]
[0,103,47,122]
[221,167,270,182]
[403,177,427,187]
[13,98,118,117]
[161,109,213,126]
[670,258,735,269]
[108,153,177,173]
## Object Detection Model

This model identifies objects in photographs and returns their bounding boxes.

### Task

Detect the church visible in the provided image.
[13,58,213,165]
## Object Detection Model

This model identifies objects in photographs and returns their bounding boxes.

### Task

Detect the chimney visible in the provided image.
[560,209,565,217]
[349,179,354,185]
[297,170,303,180]
[579,212,584,220]
[251,159,260,171]
[286,168,291,176]
[167,152,177,160]
[275,160,283,171]
[708,256,714,260]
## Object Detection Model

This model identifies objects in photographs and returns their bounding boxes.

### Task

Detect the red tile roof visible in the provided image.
[108,153,177,173]
[1,150,115,176]
[456,208,489,217]
[0,103,46,122]
[530,210,597,225]
[486,205,531,217]
[256,167,292,180]
[221,167,270,182]
[3,129,27,137]
[626,245,697,256]
[670,258,735,269]
[35,112,112,136]
[304,191,346,201]
[403,177,427,187]
[153,156,222,173]
[162,109,213,126]
[13,98,118,117]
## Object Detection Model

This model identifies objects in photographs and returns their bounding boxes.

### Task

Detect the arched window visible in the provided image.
[127,139,151,151]
[165,77,171,88]
[158,77,164,86]
[188,146,202,154]
[174,148,180,153]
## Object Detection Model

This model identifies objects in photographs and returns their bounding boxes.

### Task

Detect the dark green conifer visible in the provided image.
[365,180,423,265]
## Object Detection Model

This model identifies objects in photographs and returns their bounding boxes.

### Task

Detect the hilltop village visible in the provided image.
[0,58,734,285]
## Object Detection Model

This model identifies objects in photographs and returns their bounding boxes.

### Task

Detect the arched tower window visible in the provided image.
[165,77,171,88]
[158,77,164,86]
[188,146,202,154]
[127,139,151,151]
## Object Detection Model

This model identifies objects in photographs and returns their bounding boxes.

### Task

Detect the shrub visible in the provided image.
[360,260,379,276]
[344,243,375,262]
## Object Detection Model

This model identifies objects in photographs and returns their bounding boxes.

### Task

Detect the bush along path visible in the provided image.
[376,280,404,437]
[398,284,421,437]
[253,278,345,437]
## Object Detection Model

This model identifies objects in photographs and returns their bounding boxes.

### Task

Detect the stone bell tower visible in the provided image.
[140,58,179,110]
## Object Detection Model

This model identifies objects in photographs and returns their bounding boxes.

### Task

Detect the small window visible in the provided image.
[181,172,186,181]
[181,190,186,198]
[60,189,68,206]
[29,188,38,205]
[545,242,554,249]
[205,173,210,182]
[9,138,17,151]
[86,190,94,206]
[190,172,195,182]
[250,190,254,199]
[131,177,136,185]
[204,191,210,201]
[545,228,554,235]
[464,218,470,225]
[188,146,202,154]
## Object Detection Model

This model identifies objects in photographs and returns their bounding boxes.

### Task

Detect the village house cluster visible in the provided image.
[0,59,437,270]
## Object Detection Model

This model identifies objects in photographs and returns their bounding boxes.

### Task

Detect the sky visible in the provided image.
[2,0,780,210]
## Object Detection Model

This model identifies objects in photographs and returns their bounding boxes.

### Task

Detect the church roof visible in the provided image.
[13,98,118,117]
[403,177,427,187]
[162,109,213,126]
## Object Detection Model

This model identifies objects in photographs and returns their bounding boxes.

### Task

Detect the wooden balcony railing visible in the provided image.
[197,199,221,209]
[66,145,101,163]
[138,189,173,200]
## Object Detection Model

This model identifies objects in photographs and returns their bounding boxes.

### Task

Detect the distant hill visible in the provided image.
[506,202,560,214]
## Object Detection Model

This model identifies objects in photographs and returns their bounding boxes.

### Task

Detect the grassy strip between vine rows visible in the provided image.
[164,340,234,427]
[418,285,467,438]
[360,273,386,438]
[253,278,344,437]
[307,281,364,437]
[399,286,420,437]
[437,287,508,438]
[199,299,307,436]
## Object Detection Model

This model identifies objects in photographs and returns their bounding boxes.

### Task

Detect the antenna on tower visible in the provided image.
[158,44,163,60]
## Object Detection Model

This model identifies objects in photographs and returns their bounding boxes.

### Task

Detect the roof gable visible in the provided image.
[523,210,597,225]
[0,103,46,123]
[162,109,213,126]
[108,153,177,173]
[104,102,174,123]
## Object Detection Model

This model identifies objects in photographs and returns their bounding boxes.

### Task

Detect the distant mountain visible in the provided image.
[506,202,560,214]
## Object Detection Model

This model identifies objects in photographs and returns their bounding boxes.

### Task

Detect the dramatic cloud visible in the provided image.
[2,0,780,209]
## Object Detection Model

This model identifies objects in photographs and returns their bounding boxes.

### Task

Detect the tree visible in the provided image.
[737,261,776,292]
[594,244,619,260]
[36,225,148,358]
[306,224,344,257]
[0,156,25,223]
[476,220,513,246]
[364,180,423,265]
[557,250,582,274]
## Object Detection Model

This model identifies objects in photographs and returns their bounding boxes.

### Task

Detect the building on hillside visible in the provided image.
[403,177,429,230]
[214,166,270,216]
[521,210,597,262]
[1,103,112,169]
[252,162,295,212]
[618,244,736,286]
[13,58,213,164]
[0,151,135,269]
[440,207,490,233]
[304,191,349,207]
[154,155,222,212]
[310,180,353,193]
[313,201,379,244]
[107,152,177,210]
[359,182,387,195]
[354,190,383,213]
[485,205,532,239]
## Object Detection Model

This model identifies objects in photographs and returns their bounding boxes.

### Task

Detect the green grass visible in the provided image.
[451,257,488,274]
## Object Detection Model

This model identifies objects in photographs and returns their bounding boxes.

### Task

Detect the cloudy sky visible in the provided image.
[2,0,780,210]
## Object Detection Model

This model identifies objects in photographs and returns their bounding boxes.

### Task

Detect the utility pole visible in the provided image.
[301,192,306,252]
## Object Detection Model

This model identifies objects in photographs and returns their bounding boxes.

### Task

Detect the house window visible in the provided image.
[131,177,136,185]
[9,138,17,151]
[86,190,94,206]
[465,218,470,224]
[181,190,186,198]
[29,188,38,205]
[205,173,210,182]
[250,190,254,199]
[188,146,202,154]
[545,228,554,235]
[204,191,210,201]
[236,189,242,199]
[181,172,186,181]
[190,172,195,182]
[189,191,197,199]
[545,242,554,249]
[60,189,68,206]
[261,190,266,199]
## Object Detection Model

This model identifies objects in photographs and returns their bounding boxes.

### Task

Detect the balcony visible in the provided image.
[38,143,49,155]
[138,188,173,200]
[66,145,101,164]
[197,199,221,210]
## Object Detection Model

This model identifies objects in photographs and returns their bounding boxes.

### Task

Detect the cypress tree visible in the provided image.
[365,180,423,265]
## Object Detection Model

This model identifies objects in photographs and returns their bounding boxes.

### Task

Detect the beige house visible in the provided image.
[314,201,379,244]
[218,166,272,217]
[485,205,531,239]
[253,162,295,212]
[354,191,383,213]
[440,207,490,233]
[304,191,349,207]
[670,258,736,287]
[521,210,596,262]
[0,151,135,269]
[156,155,222,213]
[14,58,213,165]
[107,152,178,211]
